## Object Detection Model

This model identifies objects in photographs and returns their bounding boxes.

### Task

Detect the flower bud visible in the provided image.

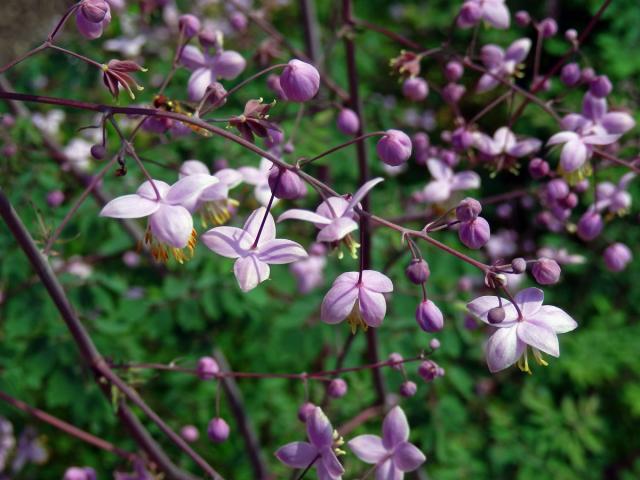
[122,251,140,267]
[179,14,201,38]
[560,63,581,86]
[444,61,464,82]
[207,417,230,443]
[451,127,473,151]
[531,257,561,285]
[76,0,111,40]
[429,338,440,350]
[603,243,632,272]
[589,75,612,98]
[399,381,417,397]
[457,1,482,28]
[456,197,482,222]
[511,257,527,274]
[581,67,596,83]
[515,10,531,26]
[280,60,320,102]
[539,18,558,38]
[81,0,108,22]
[63,467,96,480]
[388,352,404,370]
[1,114,15,128]
[547,179,569,200]
[197,356,220,380]
[418,360,439,381]
[327,378,348,398]
[47,190,65,207]
[565,29,578,42]
[198,28,219,48]
[336,108,360,136]
[90,144,106,159]
[181,425,200,443]
[559,192,578,209]
[205,82,228,107]
[577,211,603,241]
[405,259,430,284]
[416,300,444,333]
[297,402,316,422]
[229,11,248,32]
[402,77,429,101]
[376,129,412,166]
[212,51,247,80]
[268,167,306,200]
[528,158,549,179]
[488,306,506,324]
[442,83,466,103]
[458,217,490,249]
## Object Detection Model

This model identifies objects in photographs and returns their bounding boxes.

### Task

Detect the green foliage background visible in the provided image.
[1,0,639,478]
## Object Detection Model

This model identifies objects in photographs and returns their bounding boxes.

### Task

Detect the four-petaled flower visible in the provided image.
[275,407,345,480]
[202,207,307,291]
[472,127,541,158]
[321,270,393,332]
[476,39,531,93]
[349,406,426,480]
[180,45,246,101]
[414,159,480,204]
[467,288,577,373]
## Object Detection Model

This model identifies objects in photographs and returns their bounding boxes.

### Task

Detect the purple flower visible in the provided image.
[290,244,327,293]
[180,425,200,443]
[337,108,360,136]
[467,288,578,373]
[278,178,383,258]
[279,60,321,102]
[239,158,279,207]
[547,129,618,173]
[178,14,201,38]
[202,207,307,291]
[100,178,215,262]
[576,210,603,241]
[402,77,429,101]
[76,0,111,40]
[476,39,531,93]
[181,45,246,100]
[208,418,230,443]
[531,257,561,285]
[416,300,444,332]
[377,130,412,166]
[594,172,635,214]
[603,243,632,272]
[458,216,491,249]
[197,356,220,380]
[472,127,541,158]
[320,270,393,332]
[348,406,426,479]
[415,159,480,204]
[275,407,345,480]
[458,0,510,29]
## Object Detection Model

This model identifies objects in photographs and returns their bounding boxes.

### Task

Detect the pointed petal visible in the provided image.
[238,166,263,185]
[149,205,193,248]
[346,177,384,213]
[483,2,511,29]
[347,435,388,464]
[321,449,345,478]
[358,289,387,328]
[508,138,541,157]
[420,180,452,203]
[307,407,333,448]
[258,239,307,264]
[233,255,270,292]
[393,442,426,472]
[243,207,275,244]
[600,112,636,135]
[317,217,359,243]
[486,326,525,372]
[187,68,213,101]
[382,406,409,449]
[517,321,559,357]
[277,209,332,225]
[361,270,394,293]
[275,442,317,468]
[547,131,578,146]
[514,288,544,317]
[505,38,531,62]
[376,459,402,480]
[529,306,577,334]
[200,183,229,202]
[316,196,351,220]
[450,171,481,191]
[320,282,359,324]
[100,194,159,218]
[201,226,251,258]
[166,174,218,211]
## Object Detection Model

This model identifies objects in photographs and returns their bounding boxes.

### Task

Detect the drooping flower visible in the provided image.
[100,177,216,262]
[472,127,541,158]
[275,407,345,480]
[476,39,531,93]
[414,159,480,204]
[278,178,383,258]
[180,45,246,100]
[238,157,279,207]
[228,99,280,143]
[348,406,426,479]
[202,207,307,291]
[101,59,147,99]
[467,288,578,373]
[321,270,393,332]
[76,0,111,40]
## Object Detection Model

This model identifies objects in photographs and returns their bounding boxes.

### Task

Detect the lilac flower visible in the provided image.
[348,406,426,479]
[546,129,618,174]
[414,159,480,203]
[321,270,393,332]
[472,127,541,158]
[275,407,345,480]
[202,207,307,291]
[179,159,242,225]
[458,0,510,29]
[476,39,531,93]
[238,158,279,207]
[290,243,327,293]
[594,172,635,214]
[278,178,383,258]
[181,45,246,100]
[467,288,578,373]
[100,177,216,262]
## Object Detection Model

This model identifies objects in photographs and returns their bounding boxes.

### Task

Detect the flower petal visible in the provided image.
[393,441,426,472]
[320,282,359,324]
[199,183,229,202]
[166,174,219,211]
[420,180,452,204]
[486,326,525,372]
[358,288,387,328]
[450,171,481,191]
[321,448,345,478]
[514,288,544,317]
[348,435,388,464]
[483,1,510,29]
[476,73,500,93]
[375,459,402,480]
[100,194,159,218]
[201,226,251,258]
[180,45,206,70]
[307,407,333,448]
[149,204,193,248]
[137,180,171,200]
[238,166,263,185]
[317,217,359,243]
[187,68,213,101]
[258,239,307,264]
[243,207,276,244]
[275,442,318,468]
[560,139,588,172]
[467,296,518,326]
[214,168,243,188]
[547,131,578,146]
[427,159,451,181]
[517,321,559,357]
[382,406,409,449]
[582,133,620,145]
[345,177,384,213]
[277,209,332,225]
[316,197,351,220]
[361,270,394,293]
[529,306,577,334]
[233,255,270,292]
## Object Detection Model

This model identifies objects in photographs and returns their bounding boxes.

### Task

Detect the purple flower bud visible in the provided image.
[80,0,108,22]
[179,14,201,38]
[388,352,404,370]
[574,179,590,193]
[122,251,140,267]
[559,192,578,209]
[457,1,482,27]
[197,356,220,380]
[456,197,482,222]
[279,60,320,102]
[547,179,569,200]
[416,300,444,333]
[376,129,412,166]
[181,425,200,443]
[429,338,440,350]
[560,63,581,86]
[399,381,417,397]
[451,127,473,151]
[441,150,458,167]
[458,217,490,249]
[405,259,430,284]
[531,257,561,285]
[283,141,295,154]
[207,417,230,443]
[63,467,96,480]
[577,211,603,241]
[488,306,506,324]
[297,402,316,422]
[442,83,466,103]
[589,75,612,98]
[603,243,632,272]
[47,190,65,207]
[511,257,527,273]
[581,67,596,83]
[76,0,111,40]
[264,128,285,149]
[327,378,348,398]
[337,108,360,136]
[444,61,464,82]
[198,28,219,48]
[418,360,439,381]
[539,18,558,38]
[229,11,248,32]
[515,10,531,26]
[402,77,429,101]
[528,158,550,179]
[90,144,106,160]
[412,132,429,152]
[268,167,306,200]
[205,82,228,107]
[565,29,578,42]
